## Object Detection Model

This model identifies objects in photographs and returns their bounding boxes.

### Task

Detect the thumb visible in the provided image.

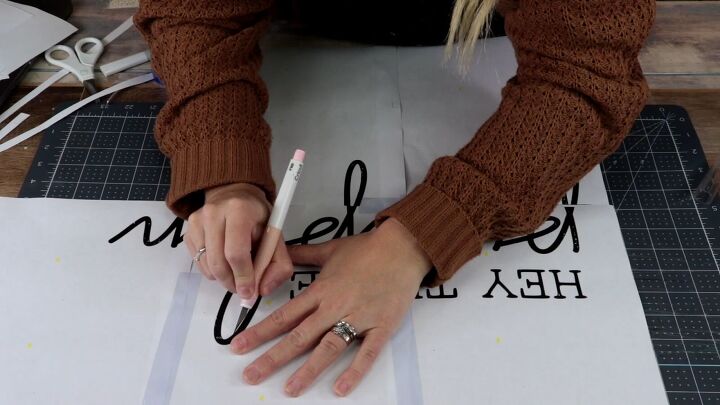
[287,240,339,267]
[258,241,294,296]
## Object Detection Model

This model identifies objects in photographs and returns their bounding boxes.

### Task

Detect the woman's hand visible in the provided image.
[184,182,293,299]
[230,218,432,397]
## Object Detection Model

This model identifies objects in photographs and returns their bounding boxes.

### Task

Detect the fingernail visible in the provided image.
[285,379,304,397]
[335,381,350,396]
[244,366,260,384]
[238,286,253,299]
[231,335,246,353]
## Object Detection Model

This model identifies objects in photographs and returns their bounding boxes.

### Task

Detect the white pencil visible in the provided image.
[240,149,305,308]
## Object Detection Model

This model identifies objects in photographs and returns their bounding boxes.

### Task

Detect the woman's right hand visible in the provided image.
[184,182,294,300]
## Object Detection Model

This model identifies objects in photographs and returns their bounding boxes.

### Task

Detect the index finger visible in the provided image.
[225,216,256,298]
[231,287,318,355]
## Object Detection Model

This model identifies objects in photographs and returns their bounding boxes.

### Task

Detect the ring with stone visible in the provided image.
[330,320,359,345]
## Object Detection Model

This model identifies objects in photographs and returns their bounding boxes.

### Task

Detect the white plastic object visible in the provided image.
[45,44,94,81]
[100,50,151,77]
[74,37,104,66]
[0,73,155,153]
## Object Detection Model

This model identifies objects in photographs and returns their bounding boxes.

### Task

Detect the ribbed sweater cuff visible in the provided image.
[166,138,275,219]
[377,184,490,287]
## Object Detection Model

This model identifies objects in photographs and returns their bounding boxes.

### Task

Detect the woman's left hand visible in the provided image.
[230,218,432,397]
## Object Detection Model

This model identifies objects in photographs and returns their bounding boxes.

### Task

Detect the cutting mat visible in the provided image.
[20,103,168,200]
[19,103,720,404]
[601,105,720,405]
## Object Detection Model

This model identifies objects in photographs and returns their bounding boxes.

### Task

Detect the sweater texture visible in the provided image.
[135,0,655,286]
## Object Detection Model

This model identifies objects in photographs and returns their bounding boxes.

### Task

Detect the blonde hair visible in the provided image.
[446,0,498,69]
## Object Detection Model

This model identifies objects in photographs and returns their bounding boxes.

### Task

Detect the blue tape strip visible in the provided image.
[391,310,424,405]
[142,271,202,405]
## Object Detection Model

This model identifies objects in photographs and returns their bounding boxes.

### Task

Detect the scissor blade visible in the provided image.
[83,80,98,95]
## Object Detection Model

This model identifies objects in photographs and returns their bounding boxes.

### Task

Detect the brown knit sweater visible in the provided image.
[135,0,655,286]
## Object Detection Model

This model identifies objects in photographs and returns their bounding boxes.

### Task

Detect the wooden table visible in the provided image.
[1,0,719,197]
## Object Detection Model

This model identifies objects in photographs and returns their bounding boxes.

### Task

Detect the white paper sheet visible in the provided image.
[0,1,31,35]
[397,38,608,205]
[170,205,397,405]
[0,33,657,405]
[413,204,666,404]
[0,199,183,403]
[261,35,608,207]
[0,198,665,404]
[572,165,610,205]
[0,0,77,77]
[262,35,406,203]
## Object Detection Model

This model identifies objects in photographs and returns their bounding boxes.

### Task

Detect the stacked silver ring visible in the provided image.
[193,247,206,263]
[331,320,358,344]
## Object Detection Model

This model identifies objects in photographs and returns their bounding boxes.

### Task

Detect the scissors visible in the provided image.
[44,37,104,95]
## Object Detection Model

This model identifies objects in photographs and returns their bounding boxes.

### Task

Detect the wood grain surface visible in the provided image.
[20,1,720,88]
[642,1,720,89]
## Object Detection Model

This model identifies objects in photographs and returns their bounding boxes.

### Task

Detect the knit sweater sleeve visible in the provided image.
[378,0,656,286]
[134,0,275,219]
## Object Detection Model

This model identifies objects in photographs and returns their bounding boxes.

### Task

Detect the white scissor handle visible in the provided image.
[74,37,104,66]
[44,45,94,82]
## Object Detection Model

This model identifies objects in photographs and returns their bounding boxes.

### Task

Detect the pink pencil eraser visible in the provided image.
[293,149,306,162]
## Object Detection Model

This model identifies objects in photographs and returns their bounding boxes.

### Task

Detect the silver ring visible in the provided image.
[330,320,358,345]
[193,247,207,263]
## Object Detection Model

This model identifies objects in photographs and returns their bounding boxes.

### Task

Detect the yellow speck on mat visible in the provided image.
[496,337,502,344]
[259,394,266,401]
[26,342,33,349]
[265,299,273,306]
[483,251,489,256]
[54,256,61,264]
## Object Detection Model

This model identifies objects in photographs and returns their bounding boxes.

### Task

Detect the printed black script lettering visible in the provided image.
[561,183,580,205]
[108,216,184,248]
[106,161,589,348]
[492,207,579,254]
[215,160,377,345]
[285,160,375,245]
[213,289,263,345]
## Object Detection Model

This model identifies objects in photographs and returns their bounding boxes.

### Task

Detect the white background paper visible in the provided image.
[263,35,406,203]
[0,199,666,404]
[397,38,609,205]
[0,34,662,405]
[413,205,666,404]
[0,199,183,403]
